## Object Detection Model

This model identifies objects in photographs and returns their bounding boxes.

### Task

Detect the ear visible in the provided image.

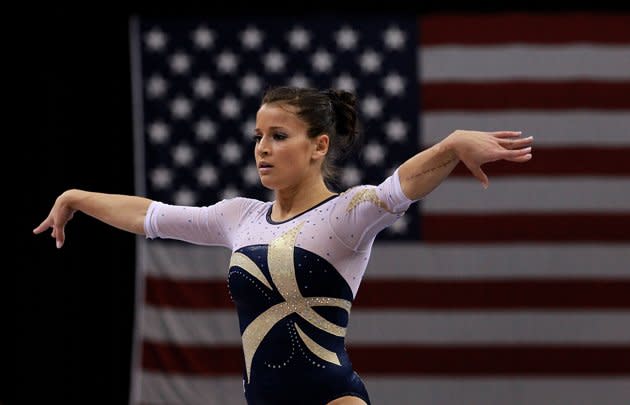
[312,134,329,160]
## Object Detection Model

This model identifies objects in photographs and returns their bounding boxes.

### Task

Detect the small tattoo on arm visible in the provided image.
[405,158,456,181]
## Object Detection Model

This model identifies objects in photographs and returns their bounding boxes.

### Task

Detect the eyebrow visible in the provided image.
[255,126,289,133]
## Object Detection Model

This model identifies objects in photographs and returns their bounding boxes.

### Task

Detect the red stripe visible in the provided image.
[448,147,630,176]
[423,213,630,242]
[421,82,630,111]
[145,277,630,310]
[419,13,630,45]
[141,342,630,375]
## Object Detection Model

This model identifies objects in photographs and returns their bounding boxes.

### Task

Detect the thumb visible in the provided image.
[467,165,489,189]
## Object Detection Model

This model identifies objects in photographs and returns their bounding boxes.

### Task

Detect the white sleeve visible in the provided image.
[143,197,254,248]
[329,169,417,251]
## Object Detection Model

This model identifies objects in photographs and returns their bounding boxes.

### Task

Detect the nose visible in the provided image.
[256,134,270,156]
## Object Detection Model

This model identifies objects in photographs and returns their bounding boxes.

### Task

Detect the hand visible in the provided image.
[444,130,533,189]
[33,191,77,249]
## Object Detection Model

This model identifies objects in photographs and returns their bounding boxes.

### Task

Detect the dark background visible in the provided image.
[8,3,627,405]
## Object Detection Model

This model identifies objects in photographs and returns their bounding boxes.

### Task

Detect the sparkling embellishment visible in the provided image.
[346,188,393,213]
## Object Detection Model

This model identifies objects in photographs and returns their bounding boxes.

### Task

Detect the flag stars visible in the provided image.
[240,26,264,50]
[220,141,242,164]
[243,163,260,185]
[219,95,242,118]
[311,48,334,73]
[194,118,217,141]
[383,72,406,96]
[341,165,362,187]
[150,167,173,189]
[240,73,262,96]
[169,52,192,74]
[335,26,359,50]
[361,95,383,119]
[216,50,239,74]
[172,143,195,166]
[170,96,193,119]
[192,26,215,49]
[144,28,167,51]
[221,186,240,200]
[241,119,256,141]
[359,49,382,73]
[197,164,218,186]
[146,75,168,98]
[174,188,196,206]
[383,25,406,50]
[193,75,215,98]
[263,49,287,73]
[287,26,311,50]
[363,142,385,165]
[148,121,170,143]
[385,118,408,142]
[289,73,311,89]
[333,73,357,93]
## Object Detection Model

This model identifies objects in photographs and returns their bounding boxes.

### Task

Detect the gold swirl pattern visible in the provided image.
[232,222,352,383]
[345,188,393,214]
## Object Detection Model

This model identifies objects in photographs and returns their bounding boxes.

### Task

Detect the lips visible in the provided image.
[258,162,273,169]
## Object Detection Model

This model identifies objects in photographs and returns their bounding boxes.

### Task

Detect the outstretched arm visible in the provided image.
[33,189,153,248]
[398,130,533,200]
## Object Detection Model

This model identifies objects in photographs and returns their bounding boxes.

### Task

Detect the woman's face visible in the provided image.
[254,103,326,191]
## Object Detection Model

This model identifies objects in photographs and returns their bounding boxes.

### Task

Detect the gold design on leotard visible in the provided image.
[229,252,273,290]
[234,222,352,383]
[346,188,393,213]
[294,323,341,366]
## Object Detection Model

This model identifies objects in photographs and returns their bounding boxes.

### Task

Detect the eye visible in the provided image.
[252,134,262,143]
[273,132,287,140]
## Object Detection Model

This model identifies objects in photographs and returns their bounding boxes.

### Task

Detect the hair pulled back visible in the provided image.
[261,85,361,190]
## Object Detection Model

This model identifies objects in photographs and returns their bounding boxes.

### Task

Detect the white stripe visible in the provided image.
[419,45,630,81]
[366,244,630,279]
[139,372,630,405]
[142,307,630,345]
[144,242,630,280]
[420,111,630,147]
[422,177,630,212]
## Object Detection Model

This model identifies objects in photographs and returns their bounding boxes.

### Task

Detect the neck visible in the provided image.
[272,176,335,221]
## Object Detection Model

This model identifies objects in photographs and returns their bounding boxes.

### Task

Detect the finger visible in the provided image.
[491,131,523,139]
[498,136,533,149]
[33,217,52,234]
[54,225,66,249]
[467,164,489,189]
[505,153,533,163]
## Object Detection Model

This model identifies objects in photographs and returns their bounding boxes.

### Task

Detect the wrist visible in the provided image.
[437,132,460,161]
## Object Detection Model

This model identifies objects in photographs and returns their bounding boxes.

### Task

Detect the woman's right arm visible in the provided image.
[33,189,153,248]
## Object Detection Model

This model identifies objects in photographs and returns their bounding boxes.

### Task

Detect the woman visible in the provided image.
[34,86,533,404]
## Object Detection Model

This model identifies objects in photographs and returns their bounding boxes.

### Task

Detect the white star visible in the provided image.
[195,118,217,141]
[341,165,362,187]
[383,25,406,50]
[361,94,383,119]
[385,118,408,142]
[287,26,311,50]
[311,48,334,73]
[150,167,172,189]
[174,188,196,206]
[148,121,170,143]
[221,186,240,200]
[197,164,218,186]
[383,72,406,97]
[172,143,195,166]
[170,52,191,74]
[387,214,408,234]
[144,28,167,51]
[363,142,385,165]
[219,95,241,118]
[220,141,242,164]
[240,26,264,50]
[193,75,215,98]
[335,26,359,50]
[358,49,382,73]
[241,119,256,141]
[146,75,168,98]
[288,73,310,88]
[240,73,262,96]
[192,26,215,49]
[263,49,286,73]
[170,96,192,119]
[333,73,357,93]
[216,51,239,74]
[243,163,260,185]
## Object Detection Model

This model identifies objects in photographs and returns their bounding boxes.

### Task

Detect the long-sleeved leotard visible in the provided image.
[144,169,416,405]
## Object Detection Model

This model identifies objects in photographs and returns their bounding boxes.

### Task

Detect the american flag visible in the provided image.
[129,13,630,405]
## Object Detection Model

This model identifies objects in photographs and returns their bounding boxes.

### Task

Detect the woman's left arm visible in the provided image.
[398,130,533,200]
